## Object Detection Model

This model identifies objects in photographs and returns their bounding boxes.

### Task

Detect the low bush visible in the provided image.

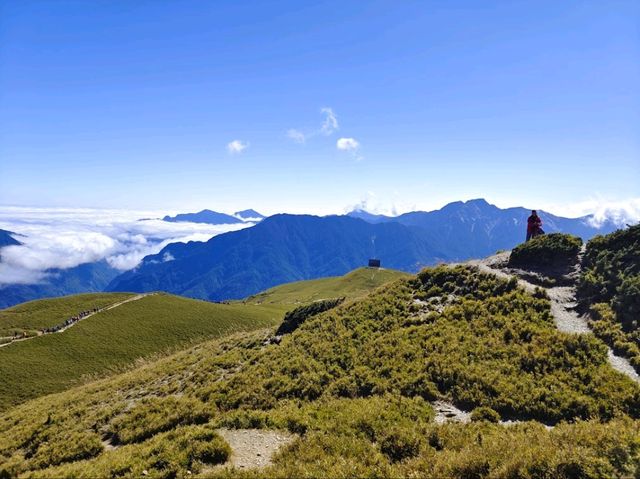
[380,427,422,462]
[470,406,501,423]
[579,225,640,371]
[509,233,582,270]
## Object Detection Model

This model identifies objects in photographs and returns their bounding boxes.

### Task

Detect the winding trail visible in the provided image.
[0,293,153,349]
[466,253,639,383]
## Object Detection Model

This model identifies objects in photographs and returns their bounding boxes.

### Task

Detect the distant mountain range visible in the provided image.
[108,199,618,302]
[163,209,244,225]
[1,200,621,308]
[162,208,265,225]
[347,198,617,259]
[107,214,444,300]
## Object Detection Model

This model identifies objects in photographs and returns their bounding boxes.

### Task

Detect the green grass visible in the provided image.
[1,266,639,478]
[0,293,287,411]
[0,293,134,336]
[0,268,402,412]
[245,267,410,305]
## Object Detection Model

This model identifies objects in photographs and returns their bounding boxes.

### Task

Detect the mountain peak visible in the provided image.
[0,228,22,247]
[465,198,491,206]
[234,209,265,221]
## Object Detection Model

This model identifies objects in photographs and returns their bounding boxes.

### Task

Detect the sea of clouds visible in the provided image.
[0,207,252,286]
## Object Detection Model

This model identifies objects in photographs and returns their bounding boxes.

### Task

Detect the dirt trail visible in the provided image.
[212,428,295,471]
[466,253,639,383]
[0,293,153,349]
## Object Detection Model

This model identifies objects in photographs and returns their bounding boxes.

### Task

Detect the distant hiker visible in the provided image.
[526,210,544,241]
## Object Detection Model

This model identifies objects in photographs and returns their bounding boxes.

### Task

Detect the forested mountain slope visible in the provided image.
[108,215,444,300]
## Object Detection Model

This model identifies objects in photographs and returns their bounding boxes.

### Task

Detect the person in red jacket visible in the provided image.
[526,210,544,241]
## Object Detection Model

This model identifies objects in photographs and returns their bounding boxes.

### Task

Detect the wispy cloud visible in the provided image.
[287,107,339,143]
[319,107,338,135]
[227,139,249,154]
[286,129,307,144]
[0,207,253,286]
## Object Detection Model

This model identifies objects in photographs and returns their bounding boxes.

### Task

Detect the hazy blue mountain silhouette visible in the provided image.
[348,199,617,259]
[234,209,265,221]
[163,209,243,225]
[0,229,21,247]
[0,261,120,309]
[107,214,445,301]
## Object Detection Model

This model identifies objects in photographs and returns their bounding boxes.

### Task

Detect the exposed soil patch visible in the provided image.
[213,428,296,471]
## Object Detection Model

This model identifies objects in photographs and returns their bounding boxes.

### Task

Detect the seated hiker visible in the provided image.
[526,210,544,241]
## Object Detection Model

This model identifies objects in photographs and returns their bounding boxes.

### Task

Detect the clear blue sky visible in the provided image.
[1,0,638,215]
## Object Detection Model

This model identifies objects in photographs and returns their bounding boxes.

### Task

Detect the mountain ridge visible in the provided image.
[162,209,244,225]
[107,214,445,300]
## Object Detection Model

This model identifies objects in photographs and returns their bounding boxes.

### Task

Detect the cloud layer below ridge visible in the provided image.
[0,207,251,286]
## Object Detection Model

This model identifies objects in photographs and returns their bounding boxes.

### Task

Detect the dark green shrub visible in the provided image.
[379,427,422,462]
[470,406,500,423]
[276,297,344,335]
[578,225,640,371]
[612,275,640,331]
[509,233,582,270]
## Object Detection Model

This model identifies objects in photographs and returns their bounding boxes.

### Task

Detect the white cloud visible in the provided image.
[227,140,249,154]
[337,137,360,151]
[320,107,339,135]
[287,129,306,144]
[539,197,640,227]
[0,207,253,286]
[287,107,339,143]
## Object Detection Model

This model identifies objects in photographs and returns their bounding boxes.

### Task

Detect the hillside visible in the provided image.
[1,263,639,477]
[107,214,444,301]
[0,267,399,412]
[0,293,287,411]
[0,292,134,337]
[245,267,410,305]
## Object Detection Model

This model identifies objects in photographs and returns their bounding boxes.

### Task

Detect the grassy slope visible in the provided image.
[1,266,639,478]
[245,267,410,305]
[0,293,286,411]
[0,293,134,336]
[0,268,403,411]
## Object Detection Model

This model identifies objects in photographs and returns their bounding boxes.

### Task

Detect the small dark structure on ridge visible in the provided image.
[368,258,381,268]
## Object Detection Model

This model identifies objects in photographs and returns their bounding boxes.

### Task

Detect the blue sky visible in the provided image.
[1,0,638,216]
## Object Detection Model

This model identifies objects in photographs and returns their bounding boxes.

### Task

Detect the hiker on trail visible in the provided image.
[526,210,544,241]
